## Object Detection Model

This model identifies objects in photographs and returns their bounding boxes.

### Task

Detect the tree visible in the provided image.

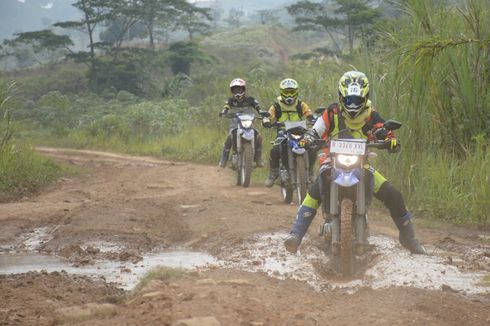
[226,8,244,28]
[210,2,224,30]
[255,9,277,25]
[335,0,382,53]
[100,0,142,48]
[131,0,210,48]
[287,0,382,54]
[3,30,74,65]
[55,0,112,90]
[165,41,212,75]
[100,18,146,47]
[174,7,212,40]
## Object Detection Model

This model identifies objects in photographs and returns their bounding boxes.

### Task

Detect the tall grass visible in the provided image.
[0,144,62,201]
[0,82,63,201]
[357,0,490,225]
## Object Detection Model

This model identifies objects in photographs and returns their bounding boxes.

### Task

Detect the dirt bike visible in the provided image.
[316,119,402,277]
[268,120,312,205]
[221,111,269,187]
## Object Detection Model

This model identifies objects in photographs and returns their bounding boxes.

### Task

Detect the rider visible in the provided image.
[219,78,265,168]
[264,78,315,187]
[283,71,426,255]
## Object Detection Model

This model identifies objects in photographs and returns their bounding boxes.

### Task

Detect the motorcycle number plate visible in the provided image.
[330,139,366,155]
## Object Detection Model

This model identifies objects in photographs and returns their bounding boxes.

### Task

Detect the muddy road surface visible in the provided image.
[1,147,489,325]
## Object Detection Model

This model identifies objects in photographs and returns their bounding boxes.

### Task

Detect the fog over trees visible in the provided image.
[0,0,296,42]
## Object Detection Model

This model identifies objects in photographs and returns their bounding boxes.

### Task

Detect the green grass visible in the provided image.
[0,143,67,201]
[131,266,188,294]
[479,274,490,287]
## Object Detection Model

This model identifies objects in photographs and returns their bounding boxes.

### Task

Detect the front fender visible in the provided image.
[240,129,255,141]
[332,168,363,187]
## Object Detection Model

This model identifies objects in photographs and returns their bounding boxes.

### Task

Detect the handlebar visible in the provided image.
[219,111,269,120]
[264,121,285,129]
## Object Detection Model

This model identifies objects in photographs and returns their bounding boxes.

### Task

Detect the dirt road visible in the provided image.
[1,148,489,325]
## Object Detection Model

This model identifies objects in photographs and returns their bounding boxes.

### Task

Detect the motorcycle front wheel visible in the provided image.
[280,181,293,204]
[240,142,253,187]
[340,198,355,277]
[295,155,307,205]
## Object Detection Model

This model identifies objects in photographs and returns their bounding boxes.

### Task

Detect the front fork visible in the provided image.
[235,127,255,166]
[286,146,311,188]
[320,169,367,256]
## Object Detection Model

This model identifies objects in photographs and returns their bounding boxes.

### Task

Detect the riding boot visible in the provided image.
[265,168,279,187]
[219,147,230,168]
[308,167,315,182]
[265,159,279,187]
[394,213,427,255]
[284,205,316,253]
[254,144,264,167]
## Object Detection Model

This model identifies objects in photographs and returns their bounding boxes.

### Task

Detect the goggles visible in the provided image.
[343,95,364,109]
[281,88,298,96]
[231,86,245,94]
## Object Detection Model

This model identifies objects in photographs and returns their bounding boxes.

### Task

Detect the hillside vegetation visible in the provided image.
[0,0,488,226]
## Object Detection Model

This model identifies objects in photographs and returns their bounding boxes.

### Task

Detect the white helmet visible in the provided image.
[229,78,246,101]
[280,78,299,105]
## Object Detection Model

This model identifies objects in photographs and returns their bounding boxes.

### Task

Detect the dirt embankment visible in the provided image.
[0,147,488,325]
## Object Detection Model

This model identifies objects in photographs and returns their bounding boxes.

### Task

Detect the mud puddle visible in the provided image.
[221,232,490,296]
[0,251,217,290]
[2,228,489,296]
[0,228,218,290]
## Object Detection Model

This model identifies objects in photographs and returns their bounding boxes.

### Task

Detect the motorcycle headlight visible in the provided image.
[336,154,359,167]
[241,120,253,128]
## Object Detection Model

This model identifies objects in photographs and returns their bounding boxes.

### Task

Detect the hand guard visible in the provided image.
[262,118,271,128]
[387,138,401,153]
[219,109,228,117]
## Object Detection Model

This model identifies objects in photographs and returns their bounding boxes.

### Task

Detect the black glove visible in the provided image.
[374,127,389,141]
[303,130,319,146]
[306,115,316,124]
[219,109,228,117]
[259,110,270,118]
[262,119,271,128]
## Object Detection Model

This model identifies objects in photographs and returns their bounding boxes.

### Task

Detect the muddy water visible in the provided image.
[1,228,488,295]
[222,232,490,296]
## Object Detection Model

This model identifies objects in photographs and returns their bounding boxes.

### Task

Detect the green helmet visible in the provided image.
[280,78,299,105]
[338,71,370,119]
